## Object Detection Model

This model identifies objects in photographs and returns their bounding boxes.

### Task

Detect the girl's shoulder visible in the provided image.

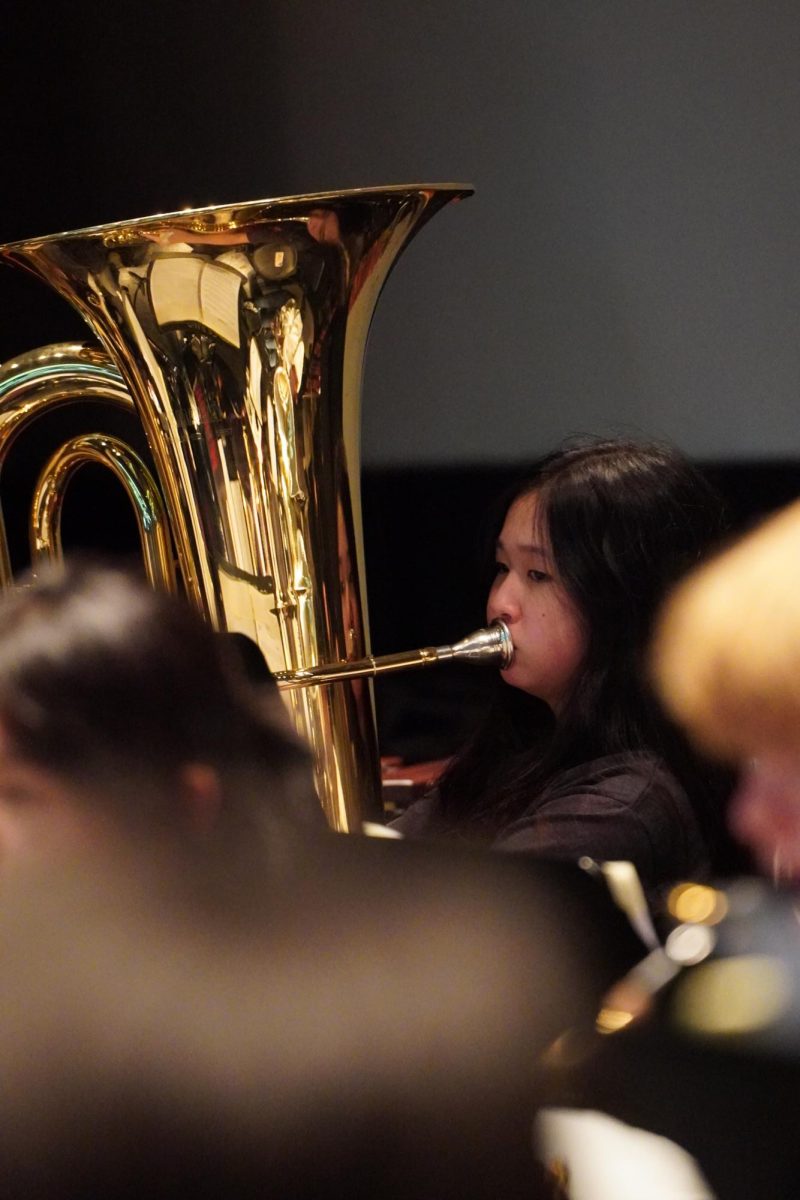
[496,752,710,902]
[535,752,686,812]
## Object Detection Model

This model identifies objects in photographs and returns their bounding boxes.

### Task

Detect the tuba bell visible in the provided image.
[0,185,505,831]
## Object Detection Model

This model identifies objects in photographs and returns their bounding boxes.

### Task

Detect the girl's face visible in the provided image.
[728,753,800,881]
[486,492,588,714]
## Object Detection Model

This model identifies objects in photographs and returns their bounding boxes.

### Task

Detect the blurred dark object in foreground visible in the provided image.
[0,833,640,1199]
[546,876,800,1200]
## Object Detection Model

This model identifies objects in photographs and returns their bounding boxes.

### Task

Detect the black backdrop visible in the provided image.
[3,0,800,758]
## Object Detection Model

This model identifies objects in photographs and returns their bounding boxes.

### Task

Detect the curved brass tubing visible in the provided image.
[31,433,177,593]
[0,343,135,588]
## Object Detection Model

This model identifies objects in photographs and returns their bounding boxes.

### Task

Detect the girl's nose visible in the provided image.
[487,575,521,624]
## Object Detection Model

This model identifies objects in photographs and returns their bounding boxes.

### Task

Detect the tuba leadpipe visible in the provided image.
[0,185,473,832]
[274,619,513,689]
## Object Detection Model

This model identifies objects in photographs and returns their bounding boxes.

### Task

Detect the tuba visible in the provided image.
[0,185,508,831]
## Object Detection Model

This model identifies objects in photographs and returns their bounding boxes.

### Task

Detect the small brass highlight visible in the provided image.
[674,954,791,1037]
[595,1006,635,1035]
[668,882,729,926]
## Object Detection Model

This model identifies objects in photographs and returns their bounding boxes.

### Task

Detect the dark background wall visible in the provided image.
[4,1,800,463]
[3,1,800,756]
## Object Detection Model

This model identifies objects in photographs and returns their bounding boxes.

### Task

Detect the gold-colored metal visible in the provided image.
[0,343,137,589]
[31,433,177,593]
[0,185,473,831]
[274,619,513,689]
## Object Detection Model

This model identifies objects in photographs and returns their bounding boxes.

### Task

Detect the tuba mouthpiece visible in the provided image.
[438,619,514,668]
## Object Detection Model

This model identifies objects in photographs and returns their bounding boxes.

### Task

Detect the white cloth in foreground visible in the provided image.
[535,1108,716,1200]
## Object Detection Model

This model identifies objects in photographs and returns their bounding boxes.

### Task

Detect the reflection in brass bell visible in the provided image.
[0,185,473,832]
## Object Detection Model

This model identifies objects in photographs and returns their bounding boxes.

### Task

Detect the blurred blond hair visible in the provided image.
[651,499,800,761]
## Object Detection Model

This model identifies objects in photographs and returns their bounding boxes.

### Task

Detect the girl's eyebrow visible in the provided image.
[495,538,552,559]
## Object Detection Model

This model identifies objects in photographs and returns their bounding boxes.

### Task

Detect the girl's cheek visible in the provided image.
[727,780,762,843]
[729,773,800,872]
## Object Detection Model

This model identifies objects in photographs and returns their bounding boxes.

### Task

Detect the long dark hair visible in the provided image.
[0,560,324,849]
[437,438,731,851]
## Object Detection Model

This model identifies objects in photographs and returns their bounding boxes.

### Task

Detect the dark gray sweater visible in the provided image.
[391,753,709,914]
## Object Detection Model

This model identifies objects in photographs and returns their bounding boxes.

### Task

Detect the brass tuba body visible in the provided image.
[0,185,472,830]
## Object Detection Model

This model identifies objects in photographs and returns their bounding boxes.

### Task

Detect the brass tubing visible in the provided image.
[0,344,135,589]
[274,620,513,690]
[31,433,178,593]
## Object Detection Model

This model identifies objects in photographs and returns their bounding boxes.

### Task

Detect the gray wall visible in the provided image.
[3,0,799,466]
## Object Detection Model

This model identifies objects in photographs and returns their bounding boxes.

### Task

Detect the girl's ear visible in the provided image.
[178,763,222,834]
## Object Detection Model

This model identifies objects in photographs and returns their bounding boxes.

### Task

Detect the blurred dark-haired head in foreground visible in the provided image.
[0,559,325,869]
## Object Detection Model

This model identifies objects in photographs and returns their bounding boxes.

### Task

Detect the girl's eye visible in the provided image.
[493,561,509,576]
[528,570,551,584]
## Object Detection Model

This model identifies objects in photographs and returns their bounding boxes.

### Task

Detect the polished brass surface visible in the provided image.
[0,343,136,589]
[0,186,472,830]
[274,620,513,689]
[31,433,177,593]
